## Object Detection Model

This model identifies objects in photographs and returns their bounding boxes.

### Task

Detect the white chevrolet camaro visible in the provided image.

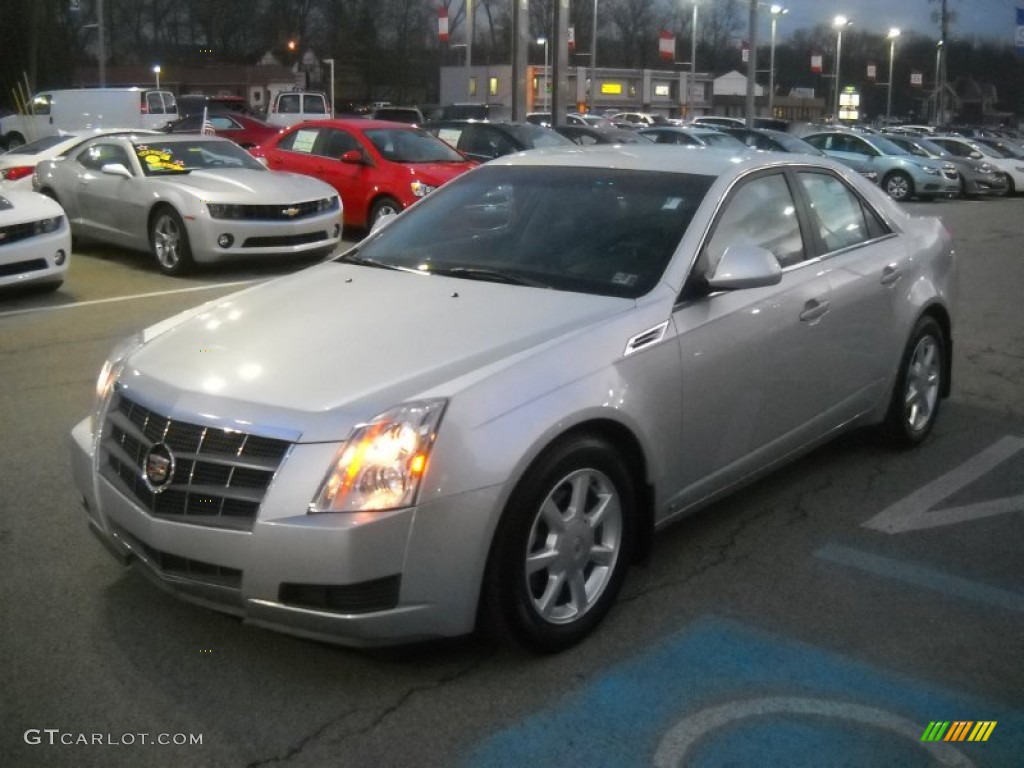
[33,134,342,275]
[70,146,956,651]
[0,188,71,291]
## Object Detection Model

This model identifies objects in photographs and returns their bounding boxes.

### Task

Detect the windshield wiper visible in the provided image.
[427,266,548,288]
[337,252,406,271]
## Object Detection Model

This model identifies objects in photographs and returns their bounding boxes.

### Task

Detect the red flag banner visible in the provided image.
[659,31,675,61]
[741,41,749,63]
[568,26,575,53]
[811,52,823,73]
[438,8,449,43]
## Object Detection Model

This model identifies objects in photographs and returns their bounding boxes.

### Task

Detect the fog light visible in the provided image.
[54,249,67,266]
[218,234,234,248]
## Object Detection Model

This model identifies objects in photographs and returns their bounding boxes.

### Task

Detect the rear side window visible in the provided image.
[797,171,890,253]
[277,94,301,114]
[277,127,319,153]
[145,92,166,115]
[303,95,327,114]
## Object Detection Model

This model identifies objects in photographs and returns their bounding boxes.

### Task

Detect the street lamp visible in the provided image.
[536,37,549,113]
[323,58,335,118]
[152,65,161,90]
[934,40,944,124]
[832,15,851,121]
[689,1,699,117]
[886,28,900,122]
[590,0,599,112]
[768,5,787,117]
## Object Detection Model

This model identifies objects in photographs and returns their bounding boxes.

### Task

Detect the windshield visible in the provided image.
[338,165,713,299]
[772,133,824,155]
[132,140,266,175]
[870,135,912,156]
[700,132,746,149]
[508,123,576,148]
[977,139,1023,159]
[364,128,465,163]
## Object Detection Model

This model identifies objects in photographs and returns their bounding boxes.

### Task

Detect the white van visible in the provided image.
[0,88,176,149]
[266,90,329,128]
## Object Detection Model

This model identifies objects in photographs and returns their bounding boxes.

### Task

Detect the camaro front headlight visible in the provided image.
[410,181,436,198]
[309,400,447,513]
[32,216,63,234]
[207,203,245,219]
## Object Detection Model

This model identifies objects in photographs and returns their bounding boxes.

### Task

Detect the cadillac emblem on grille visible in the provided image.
[143,443,176,492]
[281,207,300,217]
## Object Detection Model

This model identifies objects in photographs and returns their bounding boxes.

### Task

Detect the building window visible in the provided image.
[600,82,623,95]
[469,77,478,97]
[489,77,499,96]
[654,84,670,97]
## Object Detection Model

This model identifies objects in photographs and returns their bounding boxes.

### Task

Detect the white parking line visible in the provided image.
[0,280,262,319]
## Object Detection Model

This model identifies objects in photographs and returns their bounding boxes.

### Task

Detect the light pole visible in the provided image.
[933,40,943,124]
[323,58,335,117]
[690,1,699,117]
[768,5,787,117]
[536,38,549,113]
[886,28,900,122]
[832,15,851,121]
[152,65,161,90]
[590,0,599,112]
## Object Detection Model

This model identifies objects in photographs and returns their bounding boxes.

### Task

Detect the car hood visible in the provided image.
[124,263,632,442]
[156,168,333,201]
[391,161,475,184]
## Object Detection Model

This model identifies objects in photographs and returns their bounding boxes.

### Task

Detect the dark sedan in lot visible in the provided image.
[422,120,573,162]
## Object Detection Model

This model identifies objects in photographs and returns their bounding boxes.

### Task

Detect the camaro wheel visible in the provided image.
[883,171,914,202]
[482,435,635,652]
[149,206,194,276]
[369,197,401,228]
[885,316,945,447]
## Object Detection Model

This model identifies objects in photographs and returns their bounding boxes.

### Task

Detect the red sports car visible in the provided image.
[163,112,281,149]
[252,119,477,230]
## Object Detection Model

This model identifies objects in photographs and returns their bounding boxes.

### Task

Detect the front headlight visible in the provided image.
[32,216,63,234]
[91,332,145,432]
[971,162,994,174]
[207,203,249,219]
[316,196,340,212]
[309,400,447,513]
[917,164,941,176]
[410,181,436,198]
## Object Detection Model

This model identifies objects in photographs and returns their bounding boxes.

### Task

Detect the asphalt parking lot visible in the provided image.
[1,196,1022,767]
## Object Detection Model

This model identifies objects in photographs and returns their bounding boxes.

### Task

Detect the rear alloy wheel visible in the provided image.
[883,171,914,202]
[149,206,194,276]
[482,435,635,652]
[884,316,945,447]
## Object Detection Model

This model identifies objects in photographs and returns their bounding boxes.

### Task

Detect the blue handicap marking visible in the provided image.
[462,616,1022,767]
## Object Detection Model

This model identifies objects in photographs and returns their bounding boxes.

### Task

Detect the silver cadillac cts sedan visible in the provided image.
[70,146,956,652]
[33,134,342,275]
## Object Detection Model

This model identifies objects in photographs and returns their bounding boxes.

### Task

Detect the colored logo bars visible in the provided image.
[921,721,997,742]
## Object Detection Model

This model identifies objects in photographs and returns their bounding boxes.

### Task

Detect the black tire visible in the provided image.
[148,206,195,276]
[883,316,946,448]
[883,171,914,202]
[4,132,25,150]
[369,196,402,229]
[481,435,635,653]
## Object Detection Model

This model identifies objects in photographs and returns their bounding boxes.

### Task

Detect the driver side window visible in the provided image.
[698,173,805,276]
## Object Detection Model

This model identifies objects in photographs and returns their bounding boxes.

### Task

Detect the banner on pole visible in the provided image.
[810,52,822,73]
[741,41,749,63]
[438,9,449,43]
[568,26,575,53]
[659,31,675,62]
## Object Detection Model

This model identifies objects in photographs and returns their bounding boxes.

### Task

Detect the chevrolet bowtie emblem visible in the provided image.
[281,207,300,217]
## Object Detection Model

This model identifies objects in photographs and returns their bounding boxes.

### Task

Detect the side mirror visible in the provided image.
[340,149,364,165]
[706,244,783,291]
[969,151,984,160]
[100,163,133,178]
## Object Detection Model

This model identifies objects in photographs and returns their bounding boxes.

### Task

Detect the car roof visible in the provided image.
[284,118,419,131]
[487,144,798,176]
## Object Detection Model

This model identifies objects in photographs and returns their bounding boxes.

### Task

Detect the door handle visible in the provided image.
[799,298,830,322]
[881,264,902,285]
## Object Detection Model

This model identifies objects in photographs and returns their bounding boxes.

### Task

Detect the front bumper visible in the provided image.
[71,416,500,646]
[187,210,343,264]
[0,219,71,289]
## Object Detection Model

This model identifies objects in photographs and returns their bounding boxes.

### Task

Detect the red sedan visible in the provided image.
[252,119,477,230]
[163,112,281,149]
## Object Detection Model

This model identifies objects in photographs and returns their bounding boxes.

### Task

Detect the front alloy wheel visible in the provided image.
[149,207,194,276]
[482,435,635,652]
[884,171,913,202]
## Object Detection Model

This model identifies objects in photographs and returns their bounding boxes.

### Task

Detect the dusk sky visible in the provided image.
[777,0,1020,42]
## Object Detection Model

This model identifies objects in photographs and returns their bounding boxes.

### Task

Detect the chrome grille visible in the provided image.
[100,393,290,530]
